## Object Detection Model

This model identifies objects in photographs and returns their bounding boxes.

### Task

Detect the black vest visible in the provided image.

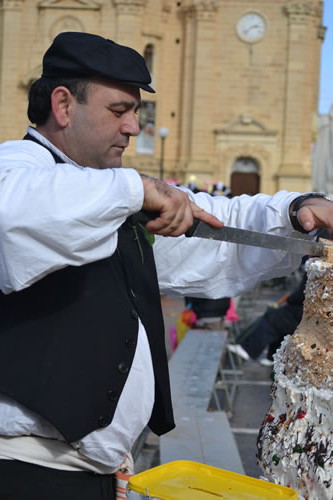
[0,136,175,442]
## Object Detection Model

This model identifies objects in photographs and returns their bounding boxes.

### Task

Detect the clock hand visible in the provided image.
[244,24,259,34]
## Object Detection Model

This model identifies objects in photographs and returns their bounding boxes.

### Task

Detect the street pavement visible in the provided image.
[134,275,300,478]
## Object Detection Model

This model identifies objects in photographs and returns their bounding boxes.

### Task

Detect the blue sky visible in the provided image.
[319,1,333,114]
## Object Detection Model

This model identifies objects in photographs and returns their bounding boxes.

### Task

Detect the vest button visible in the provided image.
[125,338,136,348]
[118,362,129,374]
[131,309,138,320]
[107,389,118,401]
[98,416,109,428]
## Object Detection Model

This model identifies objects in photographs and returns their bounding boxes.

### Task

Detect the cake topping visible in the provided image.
[258,250,333,499]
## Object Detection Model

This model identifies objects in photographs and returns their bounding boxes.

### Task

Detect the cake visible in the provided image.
[257,256,333,500]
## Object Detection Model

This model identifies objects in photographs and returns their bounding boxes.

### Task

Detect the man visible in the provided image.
[0,31,332,500]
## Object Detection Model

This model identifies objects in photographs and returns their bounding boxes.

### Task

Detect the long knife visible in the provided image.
[185,220,324,257]
[132,211,325,257]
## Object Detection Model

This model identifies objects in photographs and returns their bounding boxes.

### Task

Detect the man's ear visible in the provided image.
[50,86,74,127]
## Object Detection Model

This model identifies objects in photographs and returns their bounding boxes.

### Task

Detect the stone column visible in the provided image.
[179,0,221,174]
[0,0,25,140]
[113,0,146,46]
[278,1,323,189]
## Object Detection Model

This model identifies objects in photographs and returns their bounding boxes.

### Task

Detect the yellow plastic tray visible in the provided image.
[128,460,297,499]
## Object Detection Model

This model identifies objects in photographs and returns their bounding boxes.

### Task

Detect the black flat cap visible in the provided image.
[42,31,155,93]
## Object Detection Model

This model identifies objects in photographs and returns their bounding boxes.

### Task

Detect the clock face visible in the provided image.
[236,12,267,43]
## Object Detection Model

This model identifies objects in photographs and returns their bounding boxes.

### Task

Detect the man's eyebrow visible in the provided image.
[109,101,142,112]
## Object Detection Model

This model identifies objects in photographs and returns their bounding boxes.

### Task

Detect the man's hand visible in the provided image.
[140,175,223,236]
[297,197,333,232]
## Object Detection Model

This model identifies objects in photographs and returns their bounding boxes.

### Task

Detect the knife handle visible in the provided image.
[130,210,199,237]
[185,219,200,237]
[129,210,159,225]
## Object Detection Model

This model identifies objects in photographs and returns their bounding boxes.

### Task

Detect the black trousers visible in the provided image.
[0,460,116,500]
[240,305,302,360]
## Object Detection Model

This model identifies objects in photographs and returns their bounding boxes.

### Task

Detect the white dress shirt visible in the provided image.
[0,128,302,471]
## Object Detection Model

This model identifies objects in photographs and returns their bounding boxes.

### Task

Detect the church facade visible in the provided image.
[0,0,325,194]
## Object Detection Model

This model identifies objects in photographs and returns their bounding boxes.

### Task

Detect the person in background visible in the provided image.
[227,273,306,366]
[211,182,232,198]
[227,229,331,366]
[1,31,333,500]
[185,296,231,330]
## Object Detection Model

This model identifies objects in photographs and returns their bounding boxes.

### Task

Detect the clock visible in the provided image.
[236,12,267,43]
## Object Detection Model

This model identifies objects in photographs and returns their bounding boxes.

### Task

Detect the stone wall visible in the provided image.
[0,0,325,193]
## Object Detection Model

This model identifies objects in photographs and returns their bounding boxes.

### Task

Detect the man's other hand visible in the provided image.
[297,197,333,233]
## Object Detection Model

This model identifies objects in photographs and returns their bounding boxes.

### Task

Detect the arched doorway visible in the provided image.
[230,156,260,195]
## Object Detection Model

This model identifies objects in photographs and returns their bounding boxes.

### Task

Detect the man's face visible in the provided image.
[64,80,141,169]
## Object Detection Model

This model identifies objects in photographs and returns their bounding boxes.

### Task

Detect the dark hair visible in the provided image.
[27,77,92,126]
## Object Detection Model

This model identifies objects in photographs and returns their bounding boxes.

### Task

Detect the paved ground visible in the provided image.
[134,274,300,479]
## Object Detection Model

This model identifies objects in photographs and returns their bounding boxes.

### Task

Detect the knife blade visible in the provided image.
[131,210,324,257]
[185,220,324,257]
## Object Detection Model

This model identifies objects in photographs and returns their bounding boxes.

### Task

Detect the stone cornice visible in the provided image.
[317,24,326,40]
[0,0,23,9]
[112,0,146,15]
[113,0,146,8]
[214,114,277,137]
[38,0,101,9]
[284,2,323,21]
[182,0,221,8]
[181,0,221,14]
[215,129,277,137]
[141,30,163,40]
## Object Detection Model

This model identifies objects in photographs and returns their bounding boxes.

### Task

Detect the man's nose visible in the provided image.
[121,113,140,137]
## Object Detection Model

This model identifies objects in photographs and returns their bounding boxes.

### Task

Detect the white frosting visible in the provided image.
[258,336,333,500]
[258,258,333,499]
[305,258,329,279]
